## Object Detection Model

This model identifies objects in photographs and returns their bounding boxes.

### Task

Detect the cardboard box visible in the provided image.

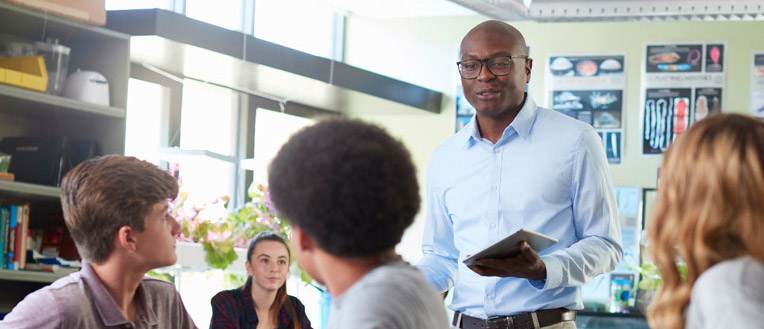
[3,0,106,26]
[0,172,14,182]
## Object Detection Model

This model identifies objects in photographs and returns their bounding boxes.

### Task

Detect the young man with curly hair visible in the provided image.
[268,118,449,329]
[1,156,196,329]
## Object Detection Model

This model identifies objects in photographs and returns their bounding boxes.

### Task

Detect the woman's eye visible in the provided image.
[278,260,287,265]
[260,259,268,263]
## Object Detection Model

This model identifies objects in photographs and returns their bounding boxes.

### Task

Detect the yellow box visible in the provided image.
[0,56,48,92]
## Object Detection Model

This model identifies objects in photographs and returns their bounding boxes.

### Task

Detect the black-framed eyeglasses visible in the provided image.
[456,55,528,79]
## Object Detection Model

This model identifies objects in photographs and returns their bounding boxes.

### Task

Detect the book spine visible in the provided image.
[7,206,16,270]
[19,204,29,269]
[14,205,23,270]
[0,206,6,269]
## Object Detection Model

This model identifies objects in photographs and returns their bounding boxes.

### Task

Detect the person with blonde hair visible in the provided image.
[648,113,764,329]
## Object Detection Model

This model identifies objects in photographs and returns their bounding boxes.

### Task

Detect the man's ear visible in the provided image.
[116,226,137,252]
[525,58,533,83]
[292,226,314,253]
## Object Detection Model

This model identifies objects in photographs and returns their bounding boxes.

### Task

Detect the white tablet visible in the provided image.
[462,229,558,265]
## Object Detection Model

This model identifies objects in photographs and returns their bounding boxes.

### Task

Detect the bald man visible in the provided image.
[417,21,623,329]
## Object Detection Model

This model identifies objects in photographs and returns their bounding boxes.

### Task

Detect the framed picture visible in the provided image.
[641,188,658,231]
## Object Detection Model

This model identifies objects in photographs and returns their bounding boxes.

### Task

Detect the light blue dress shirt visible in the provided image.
[418,95,622,318]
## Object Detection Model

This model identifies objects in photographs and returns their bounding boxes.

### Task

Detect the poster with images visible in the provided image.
[751,52,764,117]
[597,131,622,164]
[547,54,626,164]
[455,87,475,131]
[641,42,726,155]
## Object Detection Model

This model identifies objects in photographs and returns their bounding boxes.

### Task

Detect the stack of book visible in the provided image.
[0,203,30,270]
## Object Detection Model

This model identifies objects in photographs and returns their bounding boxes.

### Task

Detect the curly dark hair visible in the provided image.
[268,118,420,257]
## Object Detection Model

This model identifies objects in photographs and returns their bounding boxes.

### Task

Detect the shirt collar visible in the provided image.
[460,93,537,148]
[510,94,537,140]
[80,261,159,327]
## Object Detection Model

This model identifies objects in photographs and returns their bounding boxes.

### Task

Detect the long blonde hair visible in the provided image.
[648,113,764,329]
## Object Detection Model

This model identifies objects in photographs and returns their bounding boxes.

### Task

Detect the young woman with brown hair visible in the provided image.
[210,232,312,329]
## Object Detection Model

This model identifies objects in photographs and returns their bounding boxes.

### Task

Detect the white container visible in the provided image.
[62,70,110,106]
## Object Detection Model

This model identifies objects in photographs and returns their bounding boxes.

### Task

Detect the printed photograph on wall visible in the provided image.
[643,88,691,154]
[751,53,764,117]
[645,44,703,73]
[549,56,624,77]
[597,131,622,164]
[704,44,725,73]
[693,88,722,123]
[547,54,625,164]
[553,90,622,128]
[455,86,475,132]
[641,42,725,155]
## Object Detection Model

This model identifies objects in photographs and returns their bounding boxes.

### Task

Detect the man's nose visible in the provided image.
[477,63,496,81]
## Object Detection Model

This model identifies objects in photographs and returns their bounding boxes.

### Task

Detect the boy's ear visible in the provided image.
[292,226,314,252]
[116,226,137,251]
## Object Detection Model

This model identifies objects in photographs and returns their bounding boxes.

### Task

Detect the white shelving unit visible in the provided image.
[0,1,130,314]
[0,269,67,284]
[0,181,60,200]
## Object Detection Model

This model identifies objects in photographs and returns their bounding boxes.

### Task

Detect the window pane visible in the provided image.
[186,0,244,32]
[125,78,168,164]
[176,269,244,329]
[176,156,236,205]
[250,108,314,184]
[180,80,238,157]
[254,0,337,59]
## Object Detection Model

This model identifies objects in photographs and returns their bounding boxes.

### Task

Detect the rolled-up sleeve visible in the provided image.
[417,160,459,293]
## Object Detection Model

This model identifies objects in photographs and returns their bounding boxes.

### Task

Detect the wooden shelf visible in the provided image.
[0,84,126,119]
[0,180,61,201]
[0,269,67,284]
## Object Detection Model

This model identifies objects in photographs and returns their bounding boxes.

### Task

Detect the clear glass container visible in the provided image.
[34,39,71,95]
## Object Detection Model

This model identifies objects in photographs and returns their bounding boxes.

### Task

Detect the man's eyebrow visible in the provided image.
[461,51,514,60]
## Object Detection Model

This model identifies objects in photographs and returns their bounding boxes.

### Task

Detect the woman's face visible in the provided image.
[246,240,290,293]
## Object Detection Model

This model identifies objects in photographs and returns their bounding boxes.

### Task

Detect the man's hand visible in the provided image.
[466,241,547,280]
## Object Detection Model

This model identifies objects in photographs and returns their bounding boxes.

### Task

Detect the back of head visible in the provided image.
[648,113,764,329]
[268,118,420,257]
[60,155,178,263]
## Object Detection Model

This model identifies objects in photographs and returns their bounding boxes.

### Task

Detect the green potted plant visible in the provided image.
[631,261,687,314]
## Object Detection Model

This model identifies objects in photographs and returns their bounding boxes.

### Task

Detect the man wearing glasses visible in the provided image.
[418,20,622,329]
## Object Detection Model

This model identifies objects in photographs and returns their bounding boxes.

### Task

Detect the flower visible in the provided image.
[172,183,293,269]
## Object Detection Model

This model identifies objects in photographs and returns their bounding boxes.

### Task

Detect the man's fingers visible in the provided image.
[467,265,485,275]
[475,259,498,268]
[521,241,538,261]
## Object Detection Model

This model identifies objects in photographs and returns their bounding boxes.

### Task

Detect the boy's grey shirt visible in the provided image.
[327,259,450,329]
[0,261,197,329]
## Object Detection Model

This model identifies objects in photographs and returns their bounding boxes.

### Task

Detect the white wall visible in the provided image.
[343,15,764,262]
